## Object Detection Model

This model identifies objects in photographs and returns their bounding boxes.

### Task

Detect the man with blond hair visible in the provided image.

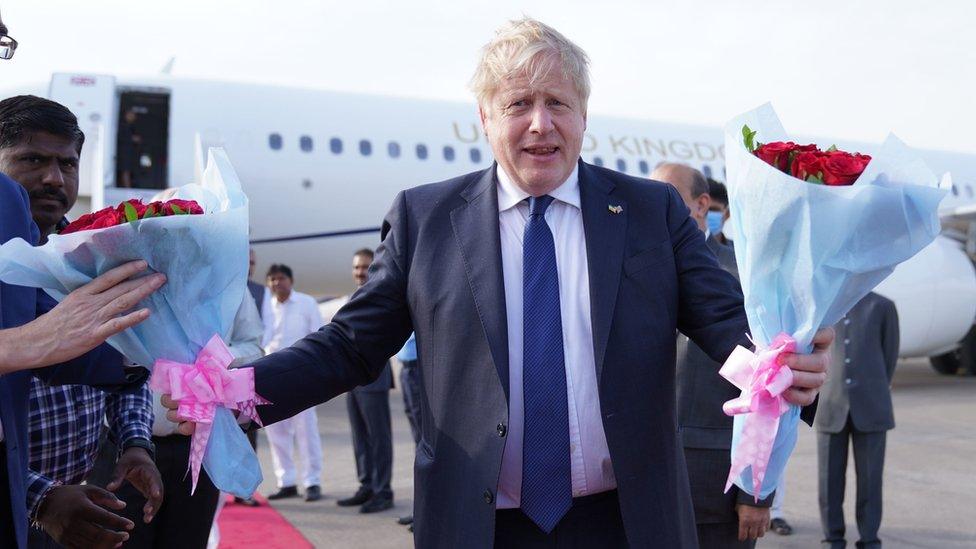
[165,18,831,547]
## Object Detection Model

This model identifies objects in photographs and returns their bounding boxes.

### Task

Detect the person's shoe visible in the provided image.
[408,524,414,533]
[360,495,394,514]
[337,487,373,507]
[234,495,260,507]
[397,515,414,526]
[267,486,299,500]
[770,517,794,536]
[304,485,322,502]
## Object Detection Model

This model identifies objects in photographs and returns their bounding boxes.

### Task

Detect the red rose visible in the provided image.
[791,151,825,181]
[163,199,204,215]
[821,151,871,186]
[60,206,123,234]
[754,141,797,172]
[115,199,149,220]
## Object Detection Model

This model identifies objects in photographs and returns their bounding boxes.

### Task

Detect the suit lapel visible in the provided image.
[579,162,627,383]
[451,165,511,401]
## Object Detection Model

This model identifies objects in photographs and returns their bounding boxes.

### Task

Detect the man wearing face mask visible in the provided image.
[651,163,769,547]
[706,179,730,246]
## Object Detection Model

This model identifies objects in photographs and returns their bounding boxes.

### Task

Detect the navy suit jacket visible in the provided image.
[248,161,750,548]
[0,174,140,548]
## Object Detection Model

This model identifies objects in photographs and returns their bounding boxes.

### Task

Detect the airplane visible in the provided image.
[3,72,975,376]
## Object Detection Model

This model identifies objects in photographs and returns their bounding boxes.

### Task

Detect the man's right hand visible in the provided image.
[36,485,134,549]
[20,260,165,369]
[735,503,770,541]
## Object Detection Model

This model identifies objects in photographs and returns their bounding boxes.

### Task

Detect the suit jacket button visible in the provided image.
[483,490,494,504]
[496,423,507,437]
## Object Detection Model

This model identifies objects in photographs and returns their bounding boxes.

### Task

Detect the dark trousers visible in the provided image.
[683,447,756,549]
[399,360,422,444]
[346,390,393,498]
[818,421,887,549]
[494,490,627,548]
[0,444,17,549]
[115,435,220,549]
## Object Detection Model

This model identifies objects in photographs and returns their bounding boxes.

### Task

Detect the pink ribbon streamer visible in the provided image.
[718,333,796,500]
[148,335,270,494]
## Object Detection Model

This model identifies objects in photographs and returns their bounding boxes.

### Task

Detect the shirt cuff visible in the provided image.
[25,470,57,521]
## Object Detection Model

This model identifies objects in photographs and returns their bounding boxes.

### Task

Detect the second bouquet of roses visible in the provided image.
[0,149,264,498]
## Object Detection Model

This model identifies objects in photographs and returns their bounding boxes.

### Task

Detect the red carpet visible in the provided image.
[217,494,314,549]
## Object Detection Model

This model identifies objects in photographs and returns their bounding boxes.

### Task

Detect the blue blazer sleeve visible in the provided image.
[250,191,414,424]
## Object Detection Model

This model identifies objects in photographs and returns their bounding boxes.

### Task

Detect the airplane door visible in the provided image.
[116,91,170,190]
[48,73,116,216]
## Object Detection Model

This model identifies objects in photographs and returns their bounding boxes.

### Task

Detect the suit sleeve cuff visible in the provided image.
[736,488,775,508]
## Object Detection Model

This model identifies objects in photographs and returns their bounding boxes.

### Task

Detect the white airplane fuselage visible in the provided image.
[8,72,976,361]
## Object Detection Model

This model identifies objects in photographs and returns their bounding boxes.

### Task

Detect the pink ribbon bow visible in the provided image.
[718,332,796,500]
[149,335,270,494]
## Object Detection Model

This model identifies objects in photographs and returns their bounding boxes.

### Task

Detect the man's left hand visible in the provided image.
[106,447,163,523]
[781,326,833,406]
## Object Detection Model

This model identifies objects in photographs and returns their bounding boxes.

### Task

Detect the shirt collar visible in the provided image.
[496,163,580,212]
[273,292,295,306]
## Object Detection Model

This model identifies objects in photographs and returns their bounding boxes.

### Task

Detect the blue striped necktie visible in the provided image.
[520,195,572,533]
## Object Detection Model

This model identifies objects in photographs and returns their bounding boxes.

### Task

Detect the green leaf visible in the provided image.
[170,204,185,215]
[143,204,156,218]
[806,173,824,184]
[742,124,758,153]
[123,201,139,223]
[827,144,838,153]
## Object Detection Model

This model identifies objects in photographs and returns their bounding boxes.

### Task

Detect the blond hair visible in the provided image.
[470,18,591,110]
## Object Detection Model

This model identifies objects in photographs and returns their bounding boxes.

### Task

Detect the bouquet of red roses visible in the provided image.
[60,198,204,234]
[743,127,873,186]
[718,103,945,502]
[0,149,263,498]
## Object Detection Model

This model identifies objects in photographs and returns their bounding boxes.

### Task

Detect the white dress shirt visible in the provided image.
[261,290,323,353]
[495,165,616,509]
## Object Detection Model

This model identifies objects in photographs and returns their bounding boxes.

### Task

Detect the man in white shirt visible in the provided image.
[261,264,324,502]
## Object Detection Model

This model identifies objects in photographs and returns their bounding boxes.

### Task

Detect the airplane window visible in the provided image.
[952,184,958,196]
[470,148,482,163]
[269,133,282,151]
[616,159,627,172]
[330,137,343,154]
[593,156,604,167]
[968,186,974,199]
[444,146,455,162]
[416,144,428,160]
[702,165,713,178]
[388,141,401,158]
[638,160,649,175]
[300,135,313,153]
[360,140,372,156]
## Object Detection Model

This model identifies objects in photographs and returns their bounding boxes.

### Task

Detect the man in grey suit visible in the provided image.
[165,18,831,547]
[334,248,395,513]
[653,163,771,548]
[816,292,899,549]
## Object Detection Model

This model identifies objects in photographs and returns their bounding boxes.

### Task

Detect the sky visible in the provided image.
[1,0,974,154]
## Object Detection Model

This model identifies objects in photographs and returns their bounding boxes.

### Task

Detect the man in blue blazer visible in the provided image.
[0,173,164,548]
[168,18,831,548]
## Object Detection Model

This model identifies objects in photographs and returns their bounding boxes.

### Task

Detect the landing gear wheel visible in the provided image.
[930,351,961,375]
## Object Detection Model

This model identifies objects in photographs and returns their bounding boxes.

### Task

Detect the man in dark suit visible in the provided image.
[332,248,395,513]
[0,173,163,548]
[652,163,771,548]
[816,292,899,549]
[166,18,830,548]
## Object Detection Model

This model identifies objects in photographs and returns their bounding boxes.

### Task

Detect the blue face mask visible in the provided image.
[706,210,724,235]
